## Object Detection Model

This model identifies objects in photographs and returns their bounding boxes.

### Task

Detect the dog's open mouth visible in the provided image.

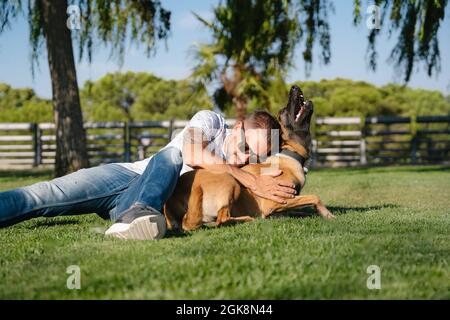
[294,93,306,122]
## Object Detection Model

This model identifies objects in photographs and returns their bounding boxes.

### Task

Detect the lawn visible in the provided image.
[0,166,449,299]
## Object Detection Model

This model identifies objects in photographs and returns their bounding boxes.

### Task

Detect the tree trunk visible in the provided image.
[221,65,248,120]
[233,96,248,121]
[40,0,89,177]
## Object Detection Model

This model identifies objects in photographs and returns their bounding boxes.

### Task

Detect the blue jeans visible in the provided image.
[0,147,183,227]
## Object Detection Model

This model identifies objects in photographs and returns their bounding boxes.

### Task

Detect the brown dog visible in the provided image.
[164,85,334,231]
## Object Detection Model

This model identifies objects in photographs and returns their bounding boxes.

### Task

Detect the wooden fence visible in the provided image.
[0,116,449,169]
[312,115,450,167]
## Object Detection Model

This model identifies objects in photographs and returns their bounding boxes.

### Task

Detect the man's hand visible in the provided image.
[249,170,297,204]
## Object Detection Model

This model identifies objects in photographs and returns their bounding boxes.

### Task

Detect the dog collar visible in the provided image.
[279,149,307,167]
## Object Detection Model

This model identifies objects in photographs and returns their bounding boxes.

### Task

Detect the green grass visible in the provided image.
[0,166,449,299]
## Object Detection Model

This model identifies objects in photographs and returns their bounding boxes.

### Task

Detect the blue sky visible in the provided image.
[0,0,449,99]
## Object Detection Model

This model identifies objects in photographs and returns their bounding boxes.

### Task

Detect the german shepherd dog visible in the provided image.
[164,85,334,231]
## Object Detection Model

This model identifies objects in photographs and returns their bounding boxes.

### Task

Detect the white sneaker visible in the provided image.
[105,204,167,240]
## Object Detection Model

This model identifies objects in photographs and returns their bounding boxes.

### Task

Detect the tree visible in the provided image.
[82,72,161,122]
[0,0,170,176]
[192,0,332,119]
[195,0,448,119]
[294,78,450,117]
[0,83,52,122]
[353,0,448,82]
[81,71,213,122]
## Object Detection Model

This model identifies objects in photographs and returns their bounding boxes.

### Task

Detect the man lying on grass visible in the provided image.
[0,110,297,240]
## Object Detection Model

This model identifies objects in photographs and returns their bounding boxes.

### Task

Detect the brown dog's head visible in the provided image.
[277,85,313,158]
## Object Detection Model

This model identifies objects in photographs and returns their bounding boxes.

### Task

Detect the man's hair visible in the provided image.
[243,109,281,149]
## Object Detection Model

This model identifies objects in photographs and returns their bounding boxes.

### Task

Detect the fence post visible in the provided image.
[310,115,317,168]
[168,118,175,142]
[359,117,367,165]
[410,115,417,165]
[31,123,42,167]
[123,121,131,162]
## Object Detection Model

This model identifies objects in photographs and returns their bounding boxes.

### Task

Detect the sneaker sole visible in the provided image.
[105,215,166,240]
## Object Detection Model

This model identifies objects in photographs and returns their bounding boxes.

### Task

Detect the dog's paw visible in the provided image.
[319,208,336,220]
[325,213,336,220]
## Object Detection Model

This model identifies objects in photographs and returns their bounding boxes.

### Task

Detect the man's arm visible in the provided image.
[182,127,296,204]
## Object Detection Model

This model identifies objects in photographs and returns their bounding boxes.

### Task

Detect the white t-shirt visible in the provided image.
[117,110,232,175]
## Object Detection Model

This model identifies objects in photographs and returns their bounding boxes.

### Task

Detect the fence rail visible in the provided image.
[0,116,449,169]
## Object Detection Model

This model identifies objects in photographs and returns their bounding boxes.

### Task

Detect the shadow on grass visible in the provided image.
[274,203,399,218]
[26,217,191,239]
[402,165,450,173]
[0,169,52,179]
[29,218,81,228]
[328,204,399,215]
[12,203,397,235]
[311,165,450,174]
[165,229,190,238]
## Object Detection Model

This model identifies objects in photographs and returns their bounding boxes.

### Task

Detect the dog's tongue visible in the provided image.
[294,93,305,122]
[295,106,305,122]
